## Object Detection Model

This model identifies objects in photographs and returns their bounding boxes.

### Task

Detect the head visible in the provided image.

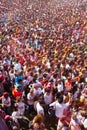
[3,92,9,99]
[58,95,63,104]
[34,84,38,89]
[33,114,43,124]
[45,88,51,93]
[67,76,71,81]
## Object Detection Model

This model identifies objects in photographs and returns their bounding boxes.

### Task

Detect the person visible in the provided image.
[44,88,53,113]
[15,97,25,116]
[34,100,45,117]
[33,83,42,98]
[29,114,45,130]
[11,106,21,130]
[3,76,12,93]
[27,89,35,113]
[57,79,64,93]
[70,113,81,130]
[0,72,4,96]
[13,84,23,98]
[0,0,87,129]
[1,92,12,115]
[83,118,87,129]
[49,95,70,124]
[57,105,72,130]
[65,77,72,92]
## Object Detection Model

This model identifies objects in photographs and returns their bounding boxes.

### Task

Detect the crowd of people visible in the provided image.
[0,0,87,130]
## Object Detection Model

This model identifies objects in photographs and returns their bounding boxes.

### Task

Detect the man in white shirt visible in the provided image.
[15,98,25,116]
[34,100,44,117]
[49,96,69,119]
[33,83,42,97]
[27,89,35,113]
[44,89,53,105]
[44,88,53,114]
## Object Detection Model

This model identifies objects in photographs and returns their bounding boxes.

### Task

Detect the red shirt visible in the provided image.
[13,89,22,98]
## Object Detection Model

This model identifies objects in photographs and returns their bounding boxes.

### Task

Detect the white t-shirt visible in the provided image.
[15,102,25,115]
[35,102,44,116]
[44,92,53,105]
[11,111,20,123]
[27,93,34,105]
[83,119,87,128]
[33,88,42,97]
[14,63,21,71]
[50,101,69,118]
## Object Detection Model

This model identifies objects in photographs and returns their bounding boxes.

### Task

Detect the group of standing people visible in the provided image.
[0,0,87,130]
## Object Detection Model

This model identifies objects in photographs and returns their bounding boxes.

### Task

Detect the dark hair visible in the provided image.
[56,92,62,99]
[58,96,63,103]
[3,92,9,98]
[45,88,50,93]
[39,100,45,105]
